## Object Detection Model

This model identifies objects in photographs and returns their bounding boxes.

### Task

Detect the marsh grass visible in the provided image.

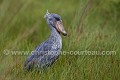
[0,0,120,80]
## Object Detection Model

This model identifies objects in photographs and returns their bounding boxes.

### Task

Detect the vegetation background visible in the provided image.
[0,0,120,80]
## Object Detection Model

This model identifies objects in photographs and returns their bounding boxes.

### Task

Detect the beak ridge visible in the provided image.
[56,21,67,36]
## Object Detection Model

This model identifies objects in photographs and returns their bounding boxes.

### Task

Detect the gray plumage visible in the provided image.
[24,11,67,71]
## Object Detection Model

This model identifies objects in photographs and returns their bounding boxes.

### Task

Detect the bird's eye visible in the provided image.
[54,17,60,21]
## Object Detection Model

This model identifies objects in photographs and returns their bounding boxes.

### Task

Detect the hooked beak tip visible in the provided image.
[62,31,67,36]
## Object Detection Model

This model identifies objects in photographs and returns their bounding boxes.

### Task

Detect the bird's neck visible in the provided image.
[48,25,62,49]
[49,26,62,42]
[51,27,61,37]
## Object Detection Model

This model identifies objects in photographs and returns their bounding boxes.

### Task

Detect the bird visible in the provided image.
[24,11,67,71]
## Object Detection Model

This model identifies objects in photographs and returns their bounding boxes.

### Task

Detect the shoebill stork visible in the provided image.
[24,11,67,71]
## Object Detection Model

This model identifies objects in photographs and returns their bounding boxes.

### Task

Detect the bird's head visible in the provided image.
[44,10,67,36]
